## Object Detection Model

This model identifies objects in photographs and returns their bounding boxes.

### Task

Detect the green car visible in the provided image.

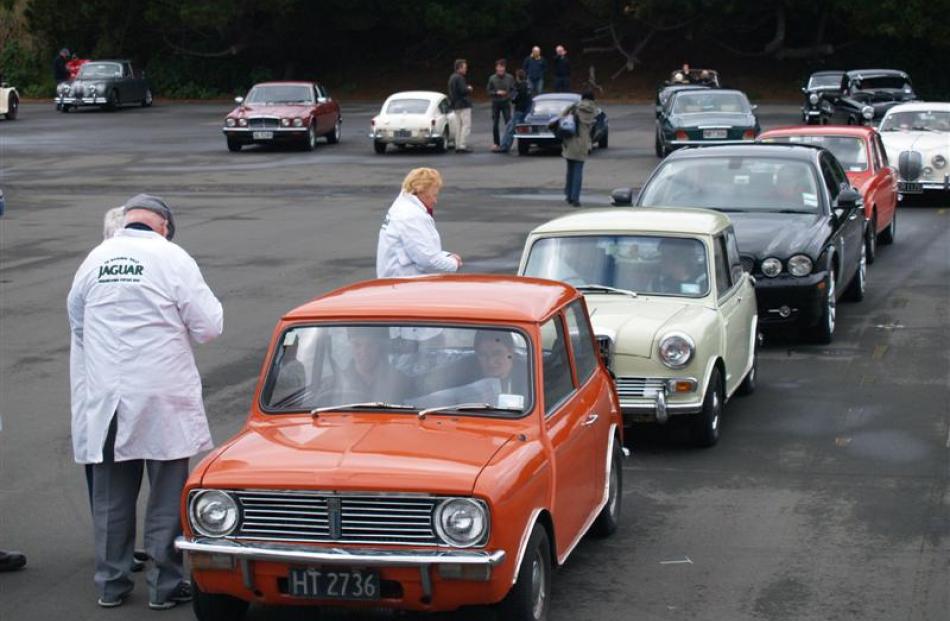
[655,88,759,157]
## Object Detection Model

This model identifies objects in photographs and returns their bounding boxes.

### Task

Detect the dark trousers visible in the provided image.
[565,159,585,203]
[91,417,189,603]
[554,76,570,92]
[491,100,511,146]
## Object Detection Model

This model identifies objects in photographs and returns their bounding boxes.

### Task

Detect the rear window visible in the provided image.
[762,135,868,172]
[385,99,430,114]
[672,92,750,114]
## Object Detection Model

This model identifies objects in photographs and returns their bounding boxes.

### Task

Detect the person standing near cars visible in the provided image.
[560,91,598,207]
[487,59,515,152]
[68,194,223,610]
[377,167,462,278]
[498,69,532,154]
[522,46,547,94]
[553,45,571,92]
[53,48,69,83]
[448,59,474,153]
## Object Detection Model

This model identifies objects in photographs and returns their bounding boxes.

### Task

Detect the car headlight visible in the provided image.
[433,498,488,548]
[861,106,874,120]
[808,93,819,105]
[657,332,695,369]
[761,257,782,277]
[280,118,291,127]
[225,118,236,127]
[238,118,248,127]
[95,83,105,94]
[787,254,813,277]
[932,154,946,169]
[922,166,933,176]
[293,117,303,127]
[190,490,239,537]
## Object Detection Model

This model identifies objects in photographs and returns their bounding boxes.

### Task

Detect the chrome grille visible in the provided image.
[233,491,439,545]
[615,377,667,399]
[247,118,279,129]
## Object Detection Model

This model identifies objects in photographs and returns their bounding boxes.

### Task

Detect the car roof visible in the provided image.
[671,88,748,98]
[809,70,844,77]
[759,125,876,140]
[384,91,446,101]
[884,102,950,114]
[528,207,731,237]
[666,143,823,161]
[845,69,909,79]
[284,275,577,324]
[251,81,316,87]
[534,93,581,102]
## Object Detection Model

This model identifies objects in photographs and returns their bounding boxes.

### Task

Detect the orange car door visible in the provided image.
[873,133,898,228]
[540,312,594,557]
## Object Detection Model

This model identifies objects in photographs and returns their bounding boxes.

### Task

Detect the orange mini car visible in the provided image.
[176,275,625,620]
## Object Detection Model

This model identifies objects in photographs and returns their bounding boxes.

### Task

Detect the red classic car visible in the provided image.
[176,275,625,620]
[223,81,342,152]
[759,125,898,262]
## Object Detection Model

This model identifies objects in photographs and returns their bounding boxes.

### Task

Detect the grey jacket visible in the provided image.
[486,73,516,101]
[561,99,598,161]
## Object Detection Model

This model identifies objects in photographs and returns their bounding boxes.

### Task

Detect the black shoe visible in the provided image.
[0,550,26,572]
[132,550,148,573]
[148,581,193,610]
[569,200,582,207]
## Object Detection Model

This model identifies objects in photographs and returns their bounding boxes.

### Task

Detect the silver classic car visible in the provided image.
[879,102,950,195]
[520,208,759,447]
[55,60,153,111]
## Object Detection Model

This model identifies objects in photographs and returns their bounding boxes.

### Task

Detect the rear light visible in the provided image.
[742,129,756,140]
[675,130,688,141]
[516,126,529,134]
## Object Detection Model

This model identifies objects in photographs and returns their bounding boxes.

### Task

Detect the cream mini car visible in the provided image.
[879,102,950,196]
[519,208,759,447]
[1,78,19,120]
[370,91,456,154]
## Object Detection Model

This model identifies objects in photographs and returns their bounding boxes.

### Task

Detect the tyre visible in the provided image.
[879,210,896,245]
[737,335,758,396]
[436,127,449,153]
[226,138,242,152]
[598,130,608,149]
[373,140,387,154]
[104,89,118,111]
[844,242,867,302]
[808,266,836,344]
[590,441,622,537]
[326,118,341,144]
[304,125,317,151]
[517,140,530,155]
[5,93,18,120]
[690,368,723,448]
[141,88,153,108]
[192,581,248,621]
[495,525,551,621]
[865,213,877,264]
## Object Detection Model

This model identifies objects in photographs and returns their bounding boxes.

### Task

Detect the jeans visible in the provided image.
[491,100,511,146]
[528,78,543,95]
[565,159,584,203]
[499,110,526,152]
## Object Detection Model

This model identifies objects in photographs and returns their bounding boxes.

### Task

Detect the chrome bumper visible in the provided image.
[370,133,440,143]
[514,132,556,140]
[621,397,702,422]
[54,95,107,105]
[223,127,308,134]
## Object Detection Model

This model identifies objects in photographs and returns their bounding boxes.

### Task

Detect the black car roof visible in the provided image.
[810,70,844,76]
[665,143,825,162]
[845,69,909,79]
[670,88,748,98]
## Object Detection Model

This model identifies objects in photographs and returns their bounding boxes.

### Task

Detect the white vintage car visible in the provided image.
[879,102,950,195]
[1,78,19,120]
[519,208,759,447]
[370,90,456,154]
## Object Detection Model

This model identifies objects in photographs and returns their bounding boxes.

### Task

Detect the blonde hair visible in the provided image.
[401,167,443,196]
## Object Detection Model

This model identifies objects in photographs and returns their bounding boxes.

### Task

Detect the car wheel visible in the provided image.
[226,138,242,152]
[598,130,608,149]
[737,335,758,396]
[879,211,896,245]
[304,125,317,151]
[591,441,623,537]
[436,127,449,153]
[104,88,118,111]
[517,140,530,156]
[5,93,19,120]
[865,213,877,265]
[844,242,867,302]
[496,525,551,621]
[691,368,723,448]
[192,581,249,621]
[60,103,71,113]
[808,266,837,344]
[141,88,153,108]
[373,140,387,155]
[326,118,341,144]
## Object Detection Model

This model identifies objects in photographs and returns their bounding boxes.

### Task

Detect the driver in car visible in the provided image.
[651,238,708,295]
[335,326,412,403]
[474,330,528,398]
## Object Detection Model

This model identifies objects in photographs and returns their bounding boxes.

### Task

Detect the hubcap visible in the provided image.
[530,552,546,618]
[310,128,316,147]
[827,271,836,333]
[335,121,341,140]
[607,463,619,516]
[145,90,152,104]
[710,391,720,432]
[859,246,867,291]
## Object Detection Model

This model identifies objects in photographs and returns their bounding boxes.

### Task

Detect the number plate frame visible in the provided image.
[252,131,274,140]
[287,567,381,600]
[394,129,412,138]
[898,181,923,194]
[702,129,728,140]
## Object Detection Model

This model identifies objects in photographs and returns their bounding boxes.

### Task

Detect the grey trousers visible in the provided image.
[91,417,189,603]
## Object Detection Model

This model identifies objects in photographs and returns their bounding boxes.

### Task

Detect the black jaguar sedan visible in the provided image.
[621,143,869,343]
[513,93,608,155]
[820,69,916,126]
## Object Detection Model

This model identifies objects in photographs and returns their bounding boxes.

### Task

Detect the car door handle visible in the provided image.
[581,413,599,427]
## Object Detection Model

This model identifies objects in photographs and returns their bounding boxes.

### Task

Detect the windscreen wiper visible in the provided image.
[774,209,816,214]
[417,403,522,419]
[576,284,638,297]
[311,402,417,416]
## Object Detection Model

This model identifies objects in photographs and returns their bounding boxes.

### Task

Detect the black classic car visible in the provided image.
[655,88,759,157]
[816,69,916,126]
[620,143,868,343]
[800,70,844,124]
[513,93,608,155]
[55,60,152,112]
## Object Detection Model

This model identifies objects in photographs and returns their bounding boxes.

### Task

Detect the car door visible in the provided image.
[315,83,335,134]
[821,153,863,288]
[724,228,756,389]
[539,312,594,557]
[120,62,137,103]
[711,233,745,395]
[438,97,454,140]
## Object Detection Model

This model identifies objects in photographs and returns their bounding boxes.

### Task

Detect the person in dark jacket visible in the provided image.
[447,59,474,152]
[559,91,598,207]
[487,59,516,151]
[553,45,570,92]
[53,48,69,83]
[522,46,546,95]
[498,70,532,153]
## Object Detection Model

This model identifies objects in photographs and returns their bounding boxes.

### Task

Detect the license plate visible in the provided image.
[287,567,380,600]
[703,129,727,139]
[252,131,273,140]
[394,129,412,138]
[899,181,923,194]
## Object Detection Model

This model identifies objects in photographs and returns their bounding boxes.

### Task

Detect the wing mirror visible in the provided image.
[317,96,328,104]
[611,187,634,206]
[234,96,244,105]
[833,188,862,223]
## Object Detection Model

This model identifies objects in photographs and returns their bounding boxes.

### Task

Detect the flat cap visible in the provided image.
[122,193,175,240]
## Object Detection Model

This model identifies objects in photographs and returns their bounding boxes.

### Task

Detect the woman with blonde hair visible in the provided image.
[376,167,462,278]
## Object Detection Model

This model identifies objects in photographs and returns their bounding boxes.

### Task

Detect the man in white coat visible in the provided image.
[67,194,223,610]
[376,167,462,278]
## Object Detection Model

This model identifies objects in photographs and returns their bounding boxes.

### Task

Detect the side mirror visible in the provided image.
[611,187,634,206]
[800,87,807,94]
[751,104,759,111]
[234,96,244,105]
[836,188,862,208]
[317,96,328,104]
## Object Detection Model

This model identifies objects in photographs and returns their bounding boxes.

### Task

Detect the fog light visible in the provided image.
[438,563,492,581]
[777,305,791,318]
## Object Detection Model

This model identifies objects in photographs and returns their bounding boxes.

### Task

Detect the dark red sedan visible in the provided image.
[759,125,898,263]
[223,81,342,152]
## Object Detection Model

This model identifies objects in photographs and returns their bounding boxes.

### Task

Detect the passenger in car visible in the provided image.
[651,238,708,295]
[474,330,528,397]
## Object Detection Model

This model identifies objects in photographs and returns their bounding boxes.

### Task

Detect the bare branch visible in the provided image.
[162,34,245,58]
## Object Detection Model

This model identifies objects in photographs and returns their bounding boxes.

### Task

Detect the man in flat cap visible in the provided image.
[67,194,223,610]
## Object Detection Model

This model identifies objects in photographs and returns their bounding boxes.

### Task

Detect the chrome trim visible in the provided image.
[54,96,108,105]
[222,127,308,134]
[513,132,557,140]
[657,331,696,370]
[510,508,544,585]
[620,400,702,416]
[176,537,505,568]
[670,139,751,146]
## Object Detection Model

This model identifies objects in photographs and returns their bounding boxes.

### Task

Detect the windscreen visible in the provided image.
[532,99,575,115]
[385,99,430,114]
[763,135,868,171]
[246,85,313,104]
[524,235,710,298]
[262,324,532,415]
[78,63,121,78]
[672,92,749,114]
[808,74,842,89]
[639,157,821,213]
[855,77,910,91]
[879,110,950,132]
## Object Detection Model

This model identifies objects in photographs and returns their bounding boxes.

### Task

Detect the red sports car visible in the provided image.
[759,125,898,263]
[223,81,342,152]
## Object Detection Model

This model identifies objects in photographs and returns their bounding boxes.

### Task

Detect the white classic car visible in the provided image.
[879,102,950,195]
[519,208,759,447]
[1,77,19,120]
[370,91,456,154]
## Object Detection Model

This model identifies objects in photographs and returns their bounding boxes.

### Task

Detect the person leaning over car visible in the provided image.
[498,69,532,154]
[559,91,598,207]
[67,193,223,611]
[448,59,474,152]
[487,59,516,152]
[377,167,462,278]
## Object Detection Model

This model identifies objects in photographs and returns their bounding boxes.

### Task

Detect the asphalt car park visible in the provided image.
[1,101,947,620]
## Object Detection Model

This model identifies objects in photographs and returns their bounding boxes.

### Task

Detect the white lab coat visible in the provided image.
[67,228,223,464]
[376,191,459,278]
